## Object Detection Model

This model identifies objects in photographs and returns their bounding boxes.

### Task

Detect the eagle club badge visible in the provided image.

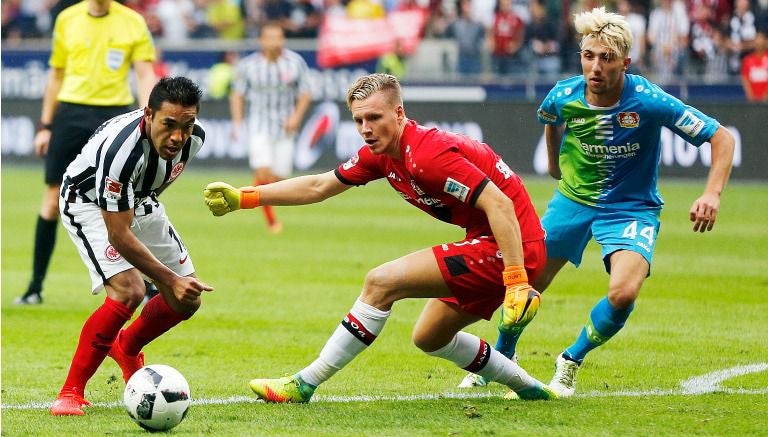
[617,112,640,128]
[170,162,185,181]
[105,245,122,261]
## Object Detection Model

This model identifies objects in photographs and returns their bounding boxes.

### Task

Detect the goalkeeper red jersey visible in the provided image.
[335,119,544,242]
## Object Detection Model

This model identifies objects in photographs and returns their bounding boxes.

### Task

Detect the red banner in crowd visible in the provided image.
[317,10,427,69]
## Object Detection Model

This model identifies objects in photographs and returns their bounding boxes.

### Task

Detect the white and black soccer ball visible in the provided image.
[123,364,191,431]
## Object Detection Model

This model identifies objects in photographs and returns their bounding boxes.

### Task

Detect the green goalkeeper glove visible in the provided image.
[203,182,260,216]
[499,265,541,332]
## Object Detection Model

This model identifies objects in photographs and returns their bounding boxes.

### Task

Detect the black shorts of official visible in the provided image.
[45,102,131,184]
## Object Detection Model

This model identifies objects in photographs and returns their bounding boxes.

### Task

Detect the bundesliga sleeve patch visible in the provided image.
[675,110,705,137]
[443,177,470,202]
[104,176,123,201]
[342,154,359,170]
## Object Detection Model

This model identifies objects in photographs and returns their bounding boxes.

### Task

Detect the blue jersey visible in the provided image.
[537,74,720,210]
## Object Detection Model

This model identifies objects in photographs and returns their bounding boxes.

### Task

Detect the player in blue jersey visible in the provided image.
[458,6,735,396]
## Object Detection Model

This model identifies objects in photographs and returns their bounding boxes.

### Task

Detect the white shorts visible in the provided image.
[248,129,295,178]
[59,197,195,294]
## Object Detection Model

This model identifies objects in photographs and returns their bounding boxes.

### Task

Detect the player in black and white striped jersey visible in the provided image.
[230,21,312,233]
[51,77,213,416]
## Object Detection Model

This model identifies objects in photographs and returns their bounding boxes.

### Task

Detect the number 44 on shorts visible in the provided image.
[622,221,654,253]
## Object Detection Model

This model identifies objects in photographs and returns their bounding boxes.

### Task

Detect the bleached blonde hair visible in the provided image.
[574,6,633,58]
[346,73,403,109]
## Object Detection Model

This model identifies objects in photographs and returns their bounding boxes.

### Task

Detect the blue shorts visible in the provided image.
[541,191,661,273]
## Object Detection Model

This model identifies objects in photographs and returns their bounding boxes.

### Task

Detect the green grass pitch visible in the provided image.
[2,163,766,435]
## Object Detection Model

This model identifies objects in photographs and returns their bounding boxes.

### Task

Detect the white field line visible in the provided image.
[680,362,768,395]
[4,363,766,411]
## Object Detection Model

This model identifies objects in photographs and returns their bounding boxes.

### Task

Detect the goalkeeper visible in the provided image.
[204,73,556,403]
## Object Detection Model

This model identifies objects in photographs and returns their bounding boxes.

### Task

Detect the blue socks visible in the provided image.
[564,297,634,364]
[493,327,522,359]
[494,296,635,364]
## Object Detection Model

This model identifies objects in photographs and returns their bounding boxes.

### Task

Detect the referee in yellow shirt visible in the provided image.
[15,0,157,305]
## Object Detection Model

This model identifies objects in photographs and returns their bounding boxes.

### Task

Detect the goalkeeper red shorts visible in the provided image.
[433,236,546,320]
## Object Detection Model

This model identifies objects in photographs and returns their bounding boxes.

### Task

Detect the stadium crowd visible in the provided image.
[3,0,768,88]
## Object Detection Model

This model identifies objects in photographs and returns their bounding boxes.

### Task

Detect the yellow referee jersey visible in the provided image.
[49,1,156,106]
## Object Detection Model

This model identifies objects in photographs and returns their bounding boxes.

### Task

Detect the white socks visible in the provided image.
[299,298,390,387]
[426,331,538,392]
[298,300,539,393]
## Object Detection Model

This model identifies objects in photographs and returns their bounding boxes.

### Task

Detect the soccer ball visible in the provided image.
[123,364,191,431]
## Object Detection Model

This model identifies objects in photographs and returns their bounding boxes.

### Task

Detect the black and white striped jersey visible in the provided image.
[62,109,206,212]
[232,48,310,137]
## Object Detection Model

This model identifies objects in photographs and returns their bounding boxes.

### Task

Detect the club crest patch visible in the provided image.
[104,176,123,201]
[170,162,185,180]
[443,177,470,202]
[105,245,122,261]
[617,112,639,128]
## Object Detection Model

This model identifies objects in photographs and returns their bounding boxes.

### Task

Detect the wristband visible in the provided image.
[240,186,260,209]
[502,265,528,286]
[37,121,52,132]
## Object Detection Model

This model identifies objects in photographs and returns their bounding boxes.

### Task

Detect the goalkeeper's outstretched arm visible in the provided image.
[204,171,350,216]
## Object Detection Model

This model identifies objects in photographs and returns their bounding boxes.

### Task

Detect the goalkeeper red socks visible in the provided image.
[60,297,133,396]
[119,294,192,356]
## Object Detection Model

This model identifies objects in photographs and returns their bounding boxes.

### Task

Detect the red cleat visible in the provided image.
[50,390,91,416]
[108,330,145,383]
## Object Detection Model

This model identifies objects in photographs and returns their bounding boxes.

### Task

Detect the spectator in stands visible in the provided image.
[705,24,731,82]
[728,0,757,73]
[23,0,54,37]
[208,50,239,100]
[284,0,321,37]
[261,0,294,31]
[471,0,496,29]
[377,39,408,79]
[423,0,456,38]
[324,0,348,17]
[154,0,195,42]
[207,0,245,39]
[123,0,163,36]
[2,0,42,40]
[688,4,718,77]
[647,0,689,83]
[489,0,527,77]
[618,0,646,74]
[757,0,768,33]
[511,0,532,23]
[347,0,386,18]
[527,0,560,78]
[741,30,768,101]
[686,0,731,29]
[189,0,218,38]
[394,0,431,37]
[445,0,486,77]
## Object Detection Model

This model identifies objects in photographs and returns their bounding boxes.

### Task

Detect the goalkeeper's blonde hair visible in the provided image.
[346,73,403,109]
[574,6,633,58]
